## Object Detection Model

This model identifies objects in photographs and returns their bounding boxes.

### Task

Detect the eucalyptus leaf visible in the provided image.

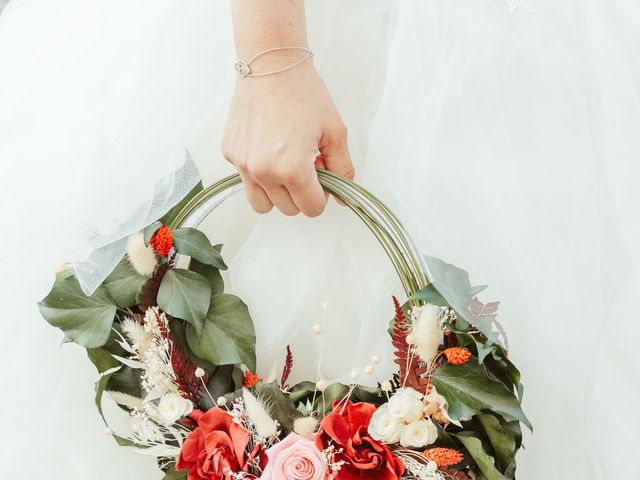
[456,432,509,480]
[103,260,149,308]
[172,228,227,270]
[189,258,224,295]
[38,275,117,348]
[186,293,256,371]
[157,268,211,335]
[431,360,531,429]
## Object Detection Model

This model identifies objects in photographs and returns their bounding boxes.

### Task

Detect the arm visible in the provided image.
[222,0,353,216]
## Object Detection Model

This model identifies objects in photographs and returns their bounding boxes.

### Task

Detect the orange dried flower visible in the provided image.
[423,447,464,467]
[443,347,472,365]
[150,225,173,257]
[243,370,260,388]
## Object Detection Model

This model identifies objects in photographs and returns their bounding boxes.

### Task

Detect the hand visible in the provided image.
[222,62,353,216]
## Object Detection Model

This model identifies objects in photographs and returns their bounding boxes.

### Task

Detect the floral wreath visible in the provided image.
[40,172,529,480]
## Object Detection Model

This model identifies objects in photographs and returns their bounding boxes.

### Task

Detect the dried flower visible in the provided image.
[423,447,464,468]
[293,416,319,437]
[242,388,278,439]
[150,225,173,257]
[126,231,157,275]
[443,347,472,365]
[410,305,443,364]
[243,370,260,388]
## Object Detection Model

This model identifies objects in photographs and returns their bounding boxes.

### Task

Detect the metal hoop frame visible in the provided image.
[168,170,431,298]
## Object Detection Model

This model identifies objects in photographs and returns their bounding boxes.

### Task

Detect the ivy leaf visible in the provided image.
[455,432,509,480]
[103,260,149,308]
[157,268,211,335]
[431,360,531,429]
[38,274,117,348]
[186,294,256,371]
[189,258,224,295]
[172,228,227,270]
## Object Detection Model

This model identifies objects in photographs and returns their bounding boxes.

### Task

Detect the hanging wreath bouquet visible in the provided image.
[39,172,529,480]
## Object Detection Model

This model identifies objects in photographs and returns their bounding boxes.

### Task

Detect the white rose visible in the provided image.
[410,304,443,364]
[368,404,405,444]
[399,418,438,448]
[388,387,425,422]
[157,393,193,425]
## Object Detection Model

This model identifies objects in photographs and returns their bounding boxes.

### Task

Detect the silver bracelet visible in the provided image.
[234,46,313,78]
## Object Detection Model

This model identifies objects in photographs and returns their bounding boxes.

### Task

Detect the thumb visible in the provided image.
[318,124,355,180]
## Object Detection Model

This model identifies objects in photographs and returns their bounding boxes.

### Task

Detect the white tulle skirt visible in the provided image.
[2,0,639,478]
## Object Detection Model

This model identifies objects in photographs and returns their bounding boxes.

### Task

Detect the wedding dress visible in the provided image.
[1,1,639,479]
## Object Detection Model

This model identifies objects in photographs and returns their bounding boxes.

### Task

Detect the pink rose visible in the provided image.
[261,433,329,480]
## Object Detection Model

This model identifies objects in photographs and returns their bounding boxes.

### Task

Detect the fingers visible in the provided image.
[319,124,355,181]
[286,165,327,217]
[263,185,300,216]
[238,173,274,214]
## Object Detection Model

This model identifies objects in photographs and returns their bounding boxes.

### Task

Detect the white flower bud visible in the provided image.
[381,380,393,392]
[350,371,360,382]
[216,396,228,406]
[371,355,381,365]
[316,380,328,392]
[365,365,375,375]
[312,324,323,334]
[194,367,205,378]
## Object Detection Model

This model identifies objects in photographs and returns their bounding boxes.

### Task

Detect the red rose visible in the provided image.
[177,408,257,480]
[316,401,405,480]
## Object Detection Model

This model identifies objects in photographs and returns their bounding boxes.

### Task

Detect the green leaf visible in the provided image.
[157,268,211,335]
[186,293,256,371]
[455,431,509,480]
[103,260,149,308]
[424,256,486,314]
[189,258,224,295]
[409,283,449,306]
[431,360,531,429]
[38,275,117,348]
[477,413,518,475]
[172,228,227,270]
[87,348,121,374]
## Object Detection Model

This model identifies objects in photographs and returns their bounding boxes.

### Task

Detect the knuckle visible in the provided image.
[279,166,301,187]
[248,162,271,183]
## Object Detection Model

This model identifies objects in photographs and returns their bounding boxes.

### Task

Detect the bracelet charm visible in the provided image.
[235,46,313,78]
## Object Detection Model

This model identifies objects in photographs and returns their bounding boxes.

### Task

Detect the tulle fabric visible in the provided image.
[1,0,639,479]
